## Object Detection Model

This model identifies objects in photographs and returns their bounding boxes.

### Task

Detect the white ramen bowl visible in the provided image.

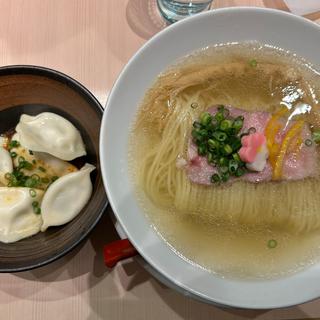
[100,7,320,309]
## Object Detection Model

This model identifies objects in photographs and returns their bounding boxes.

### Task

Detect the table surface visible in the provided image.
[1,1,320,319]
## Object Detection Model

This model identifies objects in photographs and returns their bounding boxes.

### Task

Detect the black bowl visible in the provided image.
[0,65,108,272]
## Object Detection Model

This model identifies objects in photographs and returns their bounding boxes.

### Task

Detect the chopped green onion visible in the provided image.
[191,102,198,109]
[17,156,33,170]
[217,105,230,117]
[219,157,228,167]
[313,130,320,143]
[226,127,236,136]
[231,139,242,151]
[217,105,225,112]
[38,166,46,172]
[198,145,207,156]
[32,201,39,207]
[5,173,17,186]
[33,206,41,215]
[31,199,41,214]
[223,144,233,155]
[233,117,244,132]
[220,166,229,174]
[208,139,219,149]
[192,128,207,139]
[249,59,257,67]
[192,129,206,143]
[25,178,38,188]
[210,118,218,127]
[192,129,200,139]
[305,139,313,147]
[211,174,221,183]
[18,156,25,164]
[24,161,33,170]
[235,167,245,177]
[31,174,40,181]
[199,129,209,137]
[213,131,227,142]
[220,119,232,131]
[193,107,248,184]
[29,189,37,198]
[10,151,17,158]
[8,140,20,149]
[228,160,239,173]
[200,112,213,126]
[267,239,277,249]
[214,112,224,123]
[221,172,230,182]
[232,153,241,162]
[41,177,50,184]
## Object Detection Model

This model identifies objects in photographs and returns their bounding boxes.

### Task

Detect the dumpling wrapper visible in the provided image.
[0,147,13,186]
[10,133,78,179]
[33,151,78,175]
[16,112,86,161]
[0,187,44,243]
[12,146,78,179]
[40,163,95,231]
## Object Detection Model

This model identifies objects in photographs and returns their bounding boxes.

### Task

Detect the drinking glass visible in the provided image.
[157,0,213,23]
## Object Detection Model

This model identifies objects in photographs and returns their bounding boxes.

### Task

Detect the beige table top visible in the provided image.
[1,1,320,319]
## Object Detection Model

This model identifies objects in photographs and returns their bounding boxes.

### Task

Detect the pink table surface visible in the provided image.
[1,1,320,319]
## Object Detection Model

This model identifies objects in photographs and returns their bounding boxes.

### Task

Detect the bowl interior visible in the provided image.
[101,8,320,309]
[0,66,107,272]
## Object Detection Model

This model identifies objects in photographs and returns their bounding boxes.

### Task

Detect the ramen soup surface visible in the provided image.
[129,42,320,279]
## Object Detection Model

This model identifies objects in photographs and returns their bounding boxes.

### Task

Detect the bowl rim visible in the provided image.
[100,7,320,309]
[0,64,108,273]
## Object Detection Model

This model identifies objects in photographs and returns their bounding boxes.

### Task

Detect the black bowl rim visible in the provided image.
[0,64,108,273]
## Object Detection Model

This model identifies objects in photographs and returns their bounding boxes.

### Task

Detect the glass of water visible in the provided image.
[157,0,213,23]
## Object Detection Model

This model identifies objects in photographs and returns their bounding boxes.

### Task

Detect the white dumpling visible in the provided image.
[40,163,95,231]
[32,152,78,176]
[0,187,44,243]
[11,132,78,179]
[16,112,86,161]
[0,147,13,186]
[0,146,12,173]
